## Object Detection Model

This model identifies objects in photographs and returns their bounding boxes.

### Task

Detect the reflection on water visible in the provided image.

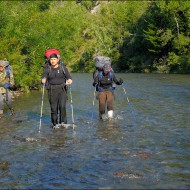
[0,73,190,189]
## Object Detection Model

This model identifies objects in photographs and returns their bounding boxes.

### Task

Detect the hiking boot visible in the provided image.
[10,108,15,116]
[108,110,113,119]
[101,114,108,121]
[60,122,65,126]
[52,124,60,129]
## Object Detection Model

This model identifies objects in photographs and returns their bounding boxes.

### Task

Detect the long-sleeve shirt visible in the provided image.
[0,67,14,93]
[42,64,72,85]
[93,71,121,90]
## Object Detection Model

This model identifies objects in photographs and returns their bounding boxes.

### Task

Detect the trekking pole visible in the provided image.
[91,85,97,123]
[39,83,45,133]
[121,84,136,125]
[69,85,75,129]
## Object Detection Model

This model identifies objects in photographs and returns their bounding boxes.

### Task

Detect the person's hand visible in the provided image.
[4,83,10,89]
[66,79,72,85]
[41,78,46,85]
[119,78,123,85]
[93,82,98,87]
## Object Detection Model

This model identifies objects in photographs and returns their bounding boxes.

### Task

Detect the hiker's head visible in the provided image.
[0,60,6,71]
[49,53,59,66]
[103,63,111,73]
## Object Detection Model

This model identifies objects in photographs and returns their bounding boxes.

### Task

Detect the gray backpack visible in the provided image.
[94,56,111,69]
[93,56,113,79]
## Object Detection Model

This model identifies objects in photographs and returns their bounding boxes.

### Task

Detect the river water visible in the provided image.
[0,73,190,189]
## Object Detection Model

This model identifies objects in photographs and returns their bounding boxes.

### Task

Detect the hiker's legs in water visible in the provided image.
[48,89,59,126]
[0,93,4,117]
[58,87,67,124]
[106,91,114,118]
[4,91,15,115]
[106,91,114,111]
[99,91,106,119]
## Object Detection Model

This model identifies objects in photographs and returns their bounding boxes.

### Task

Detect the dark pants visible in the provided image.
[48,86,67,125]
[98,90,114,118]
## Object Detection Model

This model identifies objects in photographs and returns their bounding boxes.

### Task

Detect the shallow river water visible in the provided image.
[0,73,190,189]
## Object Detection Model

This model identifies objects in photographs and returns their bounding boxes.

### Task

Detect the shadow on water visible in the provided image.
[0,73,190,189]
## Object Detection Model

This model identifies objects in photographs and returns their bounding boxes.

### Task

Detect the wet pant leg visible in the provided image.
[106,91,114,111]
[58,87,67,124]
[48,89,59,125]
[4,91,13,110]
[0,93,4,114]
[99,91,106,118]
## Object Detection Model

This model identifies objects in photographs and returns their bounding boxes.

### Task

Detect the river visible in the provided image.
[0,73,190,189]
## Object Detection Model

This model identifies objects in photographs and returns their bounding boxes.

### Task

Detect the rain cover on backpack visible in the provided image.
[45,48,60,59]
[94,56,111,69]
[0,60,13,78]
[93,56,112,79]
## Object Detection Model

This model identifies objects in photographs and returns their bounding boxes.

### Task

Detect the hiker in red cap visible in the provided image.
[41,53,72,128]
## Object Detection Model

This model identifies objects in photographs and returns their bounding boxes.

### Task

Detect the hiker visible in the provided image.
[0,60,15,118]
[93,62,123,120]
[41,53,72,128]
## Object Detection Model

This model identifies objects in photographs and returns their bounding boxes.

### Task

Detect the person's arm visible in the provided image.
[113,74,123,85]
[93,74,99,87]
[63,65,73,85]
[41,67,49,84]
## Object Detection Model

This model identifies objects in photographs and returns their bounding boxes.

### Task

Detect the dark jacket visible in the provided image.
[93,71,122,91]
[42,64,72,85]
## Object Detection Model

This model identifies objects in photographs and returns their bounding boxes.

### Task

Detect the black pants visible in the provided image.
[48,86,67,125]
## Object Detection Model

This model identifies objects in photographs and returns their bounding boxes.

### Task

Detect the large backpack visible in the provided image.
[94,56,111,70]
[0,60,13,79]
[44,48,60,60]
[43,48,65,74]
[93,56,112,79]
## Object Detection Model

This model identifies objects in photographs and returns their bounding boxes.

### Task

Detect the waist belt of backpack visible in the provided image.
[50,83,65,90]
[98,86,115,92]
[49,83,66,99]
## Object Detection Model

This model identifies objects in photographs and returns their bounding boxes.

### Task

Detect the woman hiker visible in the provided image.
[41,53,72,128]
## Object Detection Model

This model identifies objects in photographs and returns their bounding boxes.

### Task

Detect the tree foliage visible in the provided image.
[0,1,189,91]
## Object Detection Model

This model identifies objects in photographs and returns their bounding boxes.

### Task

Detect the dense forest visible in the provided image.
[0,1,190,91]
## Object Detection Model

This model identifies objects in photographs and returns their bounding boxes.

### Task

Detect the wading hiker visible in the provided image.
[0,60,15,118]
[41,52,72,128]
[93,62,123,120]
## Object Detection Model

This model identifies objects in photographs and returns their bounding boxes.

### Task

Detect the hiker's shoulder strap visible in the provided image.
[59,61,66,74]
[98,71,103,80]
[98,71,113,81]
[109,71,113,81]
[60,62,72,80]
[5,65,13,78]
[5,66,10,77]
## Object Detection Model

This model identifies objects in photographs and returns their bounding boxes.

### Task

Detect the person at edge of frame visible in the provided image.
[0,59,15,118]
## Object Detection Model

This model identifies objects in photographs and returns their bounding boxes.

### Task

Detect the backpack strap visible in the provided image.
[47,61,66,76]
[5,65,11,78]
[109,71,113,81]
[99,71,103,80]
[59,61,66,75]
[97,71,115,92]
[98,71,113,81]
